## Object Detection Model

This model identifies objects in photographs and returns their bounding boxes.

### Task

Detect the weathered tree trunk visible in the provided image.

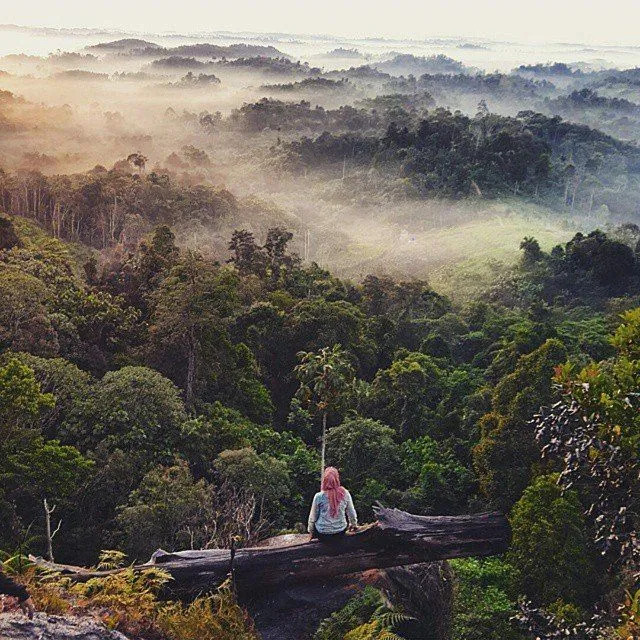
[320,410,327,479]
[44,500,54,563]
[33,508,509,599]
[185,328,196,406]
[43,498,61,563]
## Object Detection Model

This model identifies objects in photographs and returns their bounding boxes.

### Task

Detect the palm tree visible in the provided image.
[294,345,354,480]
[127,153,148,174]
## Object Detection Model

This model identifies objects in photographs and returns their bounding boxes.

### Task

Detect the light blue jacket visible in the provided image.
[307,489,358,534]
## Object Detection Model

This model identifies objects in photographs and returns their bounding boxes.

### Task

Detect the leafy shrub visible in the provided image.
[1,557,71,615]
[74,565,171,632]
[617,589,639,639]
[508,474,600,607]
[450,557,522,640]
[2,551,258,639]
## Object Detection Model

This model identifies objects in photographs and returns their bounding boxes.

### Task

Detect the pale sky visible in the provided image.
[4,0,640,45]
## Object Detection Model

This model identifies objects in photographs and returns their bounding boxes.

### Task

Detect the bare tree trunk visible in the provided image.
[43,499,61,563]
[185,328,197,406]
[320,411,327,482]
[571,177,580,212]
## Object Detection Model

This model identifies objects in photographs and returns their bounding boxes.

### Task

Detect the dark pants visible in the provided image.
[312,526,347,543]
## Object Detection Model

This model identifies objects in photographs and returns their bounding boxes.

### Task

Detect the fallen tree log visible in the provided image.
[32,508,509,598]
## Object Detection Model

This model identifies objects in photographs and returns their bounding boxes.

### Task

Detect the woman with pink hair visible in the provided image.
[307,467,358,542]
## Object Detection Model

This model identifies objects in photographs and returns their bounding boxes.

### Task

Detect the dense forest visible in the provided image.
[274,108,640,218]
[0,24,639,640]
[1,211,638,638]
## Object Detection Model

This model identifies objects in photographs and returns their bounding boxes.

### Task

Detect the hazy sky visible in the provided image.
[4,0,640,45]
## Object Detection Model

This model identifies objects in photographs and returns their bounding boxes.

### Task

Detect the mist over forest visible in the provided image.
[0,20,639,640]
[4,24,640,286]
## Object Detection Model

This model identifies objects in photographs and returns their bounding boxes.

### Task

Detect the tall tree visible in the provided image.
[294,345,354,478]
[148,252,239,405]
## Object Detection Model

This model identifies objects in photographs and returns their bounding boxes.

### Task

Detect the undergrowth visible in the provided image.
[1,550,259,640]
[314,586,414,640]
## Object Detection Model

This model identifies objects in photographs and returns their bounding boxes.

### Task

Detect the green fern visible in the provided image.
[377,632,407,640]
[1,553,29,574]
[376,611,415,627]
[96,549,128,570]
[156,582,259,639]
[314,586,384,640]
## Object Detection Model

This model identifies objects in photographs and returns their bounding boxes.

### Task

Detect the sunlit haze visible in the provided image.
[4,0,640,44]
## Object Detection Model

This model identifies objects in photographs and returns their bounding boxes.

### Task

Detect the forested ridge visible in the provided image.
[275,108,640,219]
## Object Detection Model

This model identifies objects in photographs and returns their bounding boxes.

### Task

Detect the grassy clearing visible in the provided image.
[427,215,572,302]
[313,199,574,302]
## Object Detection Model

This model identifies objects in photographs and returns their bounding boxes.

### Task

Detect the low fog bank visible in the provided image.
[6,23,640,71]
[3,27,640,294]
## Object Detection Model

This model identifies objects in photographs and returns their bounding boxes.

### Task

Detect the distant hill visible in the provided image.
[87,38,162,52]
[149,56,208,70]
[514,62,582,77]
[168,43,288,59]
[373,54,476,76]
[324,47,364,59]
[91,40,289,60]
[51,69,109,80]
[458,42,488,50]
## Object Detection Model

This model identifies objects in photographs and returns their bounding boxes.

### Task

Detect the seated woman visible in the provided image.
[308,467,358,542]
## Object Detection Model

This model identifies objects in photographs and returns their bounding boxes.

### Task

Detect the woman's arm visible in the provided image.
[345,491,358,528]
[307,493,320,533]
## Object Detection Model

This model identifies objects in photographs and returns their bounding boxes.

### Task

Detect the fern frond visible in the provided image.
[377,632,407,640]
[376,611,416,627]
[96,549,128,570]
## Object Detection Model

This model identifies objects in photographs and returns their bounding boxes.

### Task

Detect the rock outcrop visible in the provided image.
[245,560,453,640]
[0,613,130,640]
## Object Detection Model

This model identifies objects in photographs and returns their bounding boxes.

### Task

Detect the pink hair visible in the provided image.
[321,467,346,517]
